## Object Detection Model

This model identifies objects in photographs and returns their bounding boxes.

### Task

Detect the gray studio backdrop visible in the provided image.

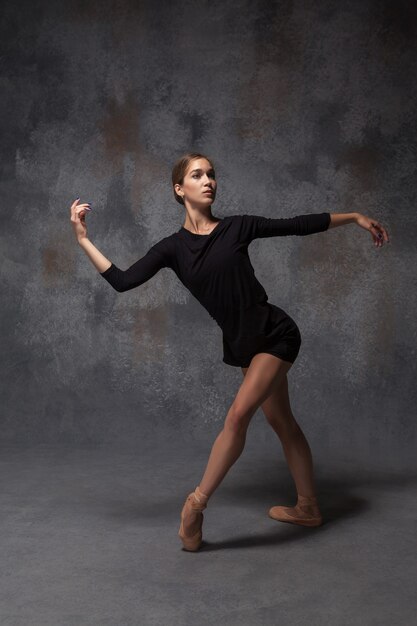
[2,0,416,470]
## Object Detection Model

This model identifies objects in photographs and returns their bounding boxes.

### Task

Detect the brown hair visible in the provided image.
[171,152,215,206]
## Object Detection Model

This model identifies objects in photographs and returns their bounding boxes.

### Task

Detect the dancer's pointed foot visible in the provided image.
[178,486,209,551]
[269,494,323,527]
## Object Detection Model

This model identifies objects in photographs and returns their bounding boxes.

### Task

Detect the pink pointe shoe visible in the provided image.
[269,494,323,527]
[178,485,209,551]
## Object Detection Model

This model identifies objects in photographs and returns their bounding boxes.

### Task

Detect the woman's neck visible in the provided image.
[183,211,219,234]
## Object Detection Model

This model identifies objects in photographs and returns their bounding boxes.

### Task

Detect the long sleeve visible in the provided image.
[241,212,331,242]
[100,243,168,292]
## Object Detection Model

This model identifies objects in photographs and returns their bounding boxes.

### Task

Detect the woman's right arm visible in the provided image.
[78,238,112,273]
[70,198,167,292]
[70,197,112,273]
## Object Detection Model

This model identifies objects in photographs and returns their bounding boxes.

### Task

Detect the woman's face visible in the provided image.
[176,158,217,206]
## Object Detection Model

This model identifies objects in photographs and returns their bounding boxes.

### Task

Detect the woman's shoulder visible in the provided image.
[148,233,177,265]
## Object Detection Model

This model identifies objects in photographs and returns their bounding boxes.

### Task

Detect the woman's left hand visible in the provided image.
[356,214,390,247]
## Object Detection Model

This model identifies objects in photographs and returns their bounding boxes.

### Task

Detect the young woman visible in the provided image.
[70,152,389,552]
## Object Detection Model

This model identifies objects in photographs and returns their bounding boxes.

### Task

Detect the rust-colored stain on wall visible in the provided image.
[42,232,76,286]
[337,143,381,189]
[234,4,304,140]
[129,151,169,222]
[97,92,141,168]
[132,306,169,364]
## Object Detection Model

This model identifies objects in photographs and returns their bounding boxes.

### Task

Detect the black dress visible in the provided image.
[100,212,331,367]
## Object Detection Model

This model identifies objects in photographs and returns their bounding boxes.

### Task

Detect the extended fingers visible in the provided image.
[380,224,389,242]
[70,197,80,212]
[70,198,92,214]
[71,202,92,221]
[370,221,389,247]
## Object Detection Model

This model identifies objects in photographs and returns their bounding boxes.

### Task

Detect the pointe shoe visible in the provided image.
[268,494,323,527]
[178,485,209,551]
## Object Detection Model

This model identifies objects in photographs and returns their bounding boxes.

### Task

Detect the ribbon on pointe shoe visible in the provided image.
[178,486,209,551]
[192,485,209,508]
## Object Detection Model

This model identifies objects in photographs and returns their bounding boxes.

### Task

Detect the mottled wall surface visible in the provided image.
[1,0,416,468]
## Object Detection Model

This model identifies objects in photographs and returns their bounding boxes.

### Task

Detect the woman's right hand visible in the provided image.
[70,198,91,242]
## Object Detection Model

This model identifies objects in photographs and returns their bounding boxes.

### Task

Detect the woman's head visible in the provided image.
[172,152,217,207]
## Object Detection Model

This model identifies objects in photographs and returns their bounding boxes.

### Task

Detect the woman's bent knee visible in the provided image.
[225,403,254,434]
[267,412,298,438]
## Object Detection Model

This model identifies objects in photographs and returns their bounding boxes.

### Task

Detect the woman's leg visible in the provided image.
[197,353,293,497]
[251,371,318,497]
[242,367,322,521]
[181,354,293,540]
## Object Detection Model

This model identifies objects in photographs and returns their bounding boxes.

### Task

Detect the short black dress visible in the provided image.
[221,301,302,366]
[100,212,331,367]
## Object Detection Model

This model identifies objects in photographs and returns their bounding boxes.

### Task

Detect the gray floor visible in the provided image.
[1,441,416,626]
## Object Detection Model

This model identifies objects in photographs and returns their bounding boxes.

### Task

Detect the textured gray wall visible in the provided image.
[2,0,416,469]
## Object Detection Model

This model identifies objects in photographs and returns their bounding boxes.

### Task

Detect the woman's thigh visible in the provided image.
[241,360,294,430]
[229,353,293,428]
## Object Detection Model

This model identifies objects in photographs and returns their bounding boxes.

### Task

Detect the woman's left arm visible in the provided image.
[329,212,390,248]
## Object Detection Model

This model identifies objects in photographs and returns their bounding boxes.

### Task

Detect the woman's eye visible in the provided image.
[192,173,215,179]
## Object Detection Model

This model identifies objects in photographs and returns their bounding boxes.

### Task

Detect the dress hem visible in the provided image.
[223,350,296,368]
